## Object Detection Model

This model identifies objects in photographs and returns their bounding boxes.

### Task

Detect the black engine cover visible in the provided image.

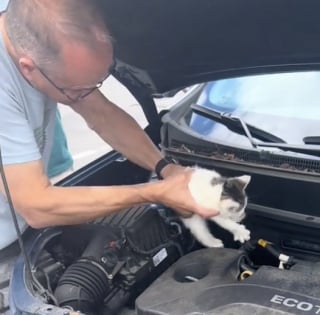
[136,248,320,315]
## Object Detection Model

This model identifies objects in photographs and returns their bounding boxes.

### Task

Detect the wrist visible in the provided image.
[138,181,163,204]
[155,157,177,179]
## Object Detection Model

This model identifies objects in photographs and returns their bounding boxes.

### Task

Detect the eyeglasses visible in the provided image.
[36,63,115,103]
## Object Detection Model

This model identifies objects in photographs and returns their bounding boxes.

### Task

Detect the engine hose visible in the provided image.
[54,259,111,314]
[54,229,116,314]
[239,258,256,273]
[257,239,295,268]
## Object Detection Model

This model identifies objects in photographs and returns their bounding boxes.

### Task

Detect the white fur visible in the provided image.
[187,168,222,210]
[182,215,224,248]
[183,168,251,248]
[211,216,250,243]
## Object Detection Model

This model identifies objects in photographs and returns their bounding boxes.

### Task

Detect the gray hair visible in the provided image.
[5,0,112,70]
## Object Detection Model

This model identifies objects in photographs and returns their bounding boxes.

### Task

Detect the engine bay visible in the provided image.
[28,205,191,315]
[11,200,320,315]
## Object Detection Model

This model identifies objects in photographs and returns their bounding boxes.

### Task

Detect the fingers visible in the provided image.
[161,164,190,179]
[156,167,219,218]
[174,206,219,218]
[172,206,219,218]
[195,207,220,218]
[176,209,193,218]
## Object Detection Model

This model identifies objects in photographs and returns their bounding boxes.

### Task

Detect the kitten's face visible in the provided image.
[218,175,251,222]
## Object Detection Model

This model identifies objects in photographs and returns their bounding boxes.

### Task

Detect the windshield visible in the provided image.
[190,72,320,147]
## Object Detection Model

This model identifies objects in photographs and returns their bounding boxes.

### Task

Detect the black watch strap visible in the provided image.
[155,158,174,179]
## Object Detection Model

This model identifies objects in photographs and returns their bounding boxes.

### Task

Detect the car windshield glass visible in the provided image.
[189,71,320,148]
[191,104,320,157]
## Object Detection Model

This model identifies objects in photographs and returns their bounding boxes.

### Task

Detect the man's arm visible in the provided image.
[68,89,198,215]
[1,160,218,228]
[70,90,164,173]
[0,90,219,228]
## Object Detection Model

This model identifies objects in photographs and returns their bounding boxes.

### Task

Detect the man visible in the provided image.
[0,0,218,252]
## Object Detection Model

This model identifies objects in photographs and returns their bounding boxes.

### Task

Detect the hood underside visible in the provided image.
[102,0,320,93]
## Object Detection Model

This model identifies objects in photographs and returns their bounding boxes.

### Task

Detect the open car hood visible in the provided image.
[102,0,320,94]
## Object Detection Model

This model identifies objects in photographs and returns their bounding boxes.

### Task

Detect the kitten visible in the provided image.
[182,168,251,248]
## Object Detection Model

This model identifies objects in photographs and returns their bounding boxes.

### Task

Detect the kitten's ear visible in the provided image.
[226,175,251,191]
[235,175,251,190]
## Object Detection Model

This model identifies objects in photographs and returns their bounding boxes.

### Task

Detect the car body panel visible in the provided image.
[104,0,320,93]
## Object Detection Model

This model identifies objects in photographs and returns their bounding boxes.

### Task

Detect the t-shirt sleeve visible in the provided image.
[0,88,41,165]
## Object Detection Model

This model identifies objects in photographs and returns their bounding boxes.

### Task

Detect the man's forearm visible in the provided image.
[21,182,160,228]
[71,91,163,171]
[4,160,219,229]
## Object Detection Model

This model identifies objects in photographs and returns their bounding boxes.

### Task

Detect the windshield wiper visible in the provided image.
[191,104,286,144]
[191,104,320,157]
[304,136,320,145]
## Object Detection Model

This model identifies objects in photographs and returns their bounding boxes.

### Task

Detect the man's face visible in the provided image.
[21,39,114,105]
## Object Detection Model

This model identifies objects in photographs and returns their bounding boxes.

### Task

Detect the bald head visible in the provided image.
[5,0,112,70]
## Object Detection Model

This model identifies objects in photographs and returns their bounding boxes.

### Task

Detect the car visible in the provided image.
[3,1,320,314]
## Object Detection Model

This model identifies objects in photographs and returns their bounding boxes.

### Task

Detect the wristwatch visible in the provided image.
[155,157,177,179]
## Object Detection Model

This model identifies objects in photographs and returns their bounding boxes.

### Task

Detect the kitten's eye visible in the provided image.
[224,181,233,189]
[229,206,240,212]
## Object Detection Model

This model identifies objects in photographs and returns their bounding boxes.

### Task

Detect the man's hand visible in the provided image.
[159,163,186,179]
[159,163,194,217]
[154,167,220,218]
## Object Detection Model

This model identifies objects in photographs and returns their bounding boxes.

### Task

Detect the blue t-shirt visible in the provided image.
[47,110,73,178]
[0,0,73,181]
[0,32,57,249]
[0,0,73,249]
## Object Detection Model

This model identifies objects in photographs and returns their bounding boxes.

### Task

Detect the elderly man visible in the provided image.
[0,0,218,253]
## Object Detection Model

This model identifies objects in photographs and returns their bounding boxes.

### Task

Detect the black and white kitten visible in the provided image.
[182,168,251,248]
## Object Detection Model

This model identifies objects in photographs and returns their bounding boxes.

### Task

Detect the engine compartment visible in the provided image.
[29,205,191,315]
[16,202,320,315]
[8,154,320,315]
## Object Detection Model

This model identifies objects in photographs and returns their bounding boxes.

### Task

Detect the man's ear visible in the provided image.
[18,57,36,82]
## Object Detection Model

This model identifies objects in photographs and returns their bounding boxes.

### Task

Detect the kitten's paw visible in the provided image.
[206,239,224,248]
[232,225,251,243]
